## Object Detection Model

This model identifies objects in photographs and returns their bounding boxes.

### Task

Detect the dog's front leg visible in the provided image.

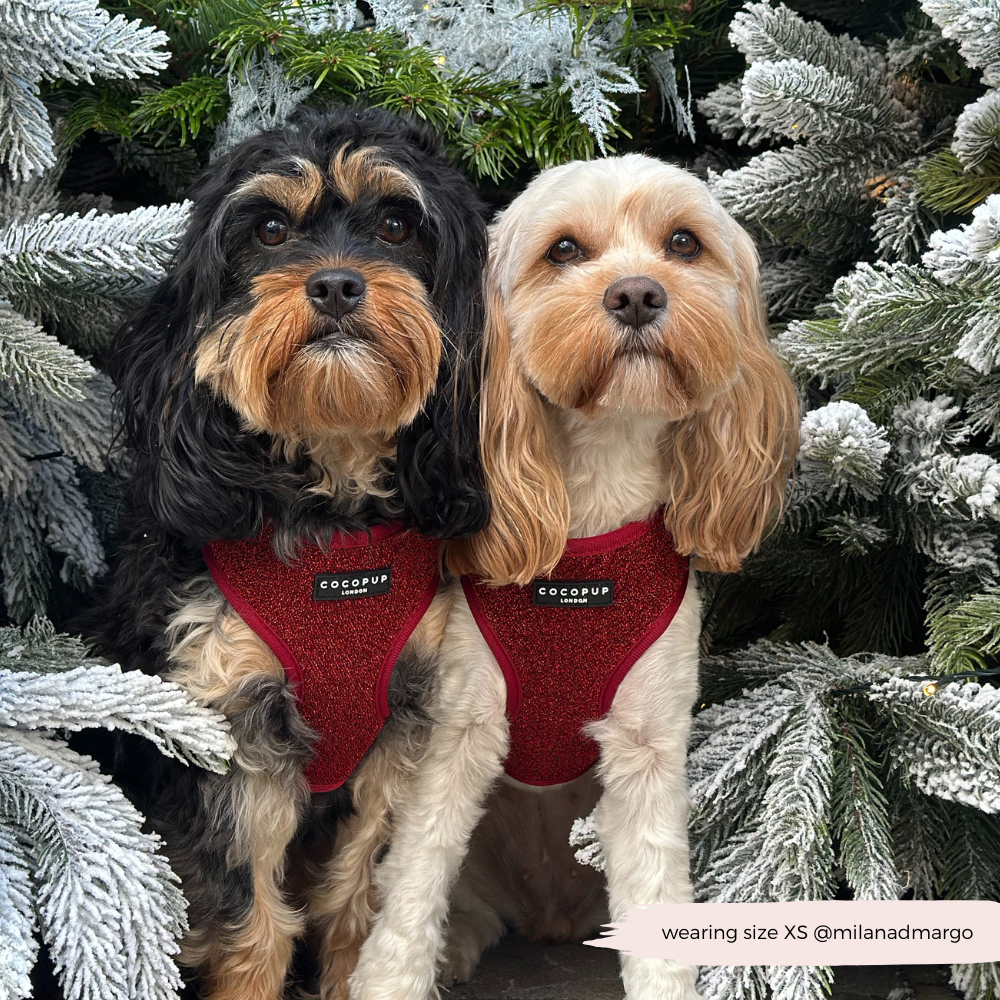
[588,579,704,1000]
[348,624,509,1000]
[167,588,312,1000]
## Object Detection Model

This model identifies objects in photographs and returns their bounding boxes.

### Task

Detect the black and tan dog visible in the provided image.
[92,107,488,1000]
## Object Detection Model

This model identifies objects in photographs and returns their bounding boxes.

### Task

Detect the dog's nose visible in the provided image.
[602,276,666,328]
[306,268,366,319]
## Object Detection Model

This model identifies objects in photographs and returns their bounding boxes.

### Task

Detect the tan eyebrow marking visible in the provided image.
[329,144,426,209]
[230,158,325,223]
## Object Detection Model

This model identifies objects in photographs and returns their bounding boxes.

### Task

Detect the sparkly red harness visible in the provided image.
[203,523,439,792]
[461,516,689,786]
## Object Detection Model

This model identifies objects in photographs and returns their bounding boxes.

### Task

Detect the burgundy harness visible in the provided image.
[204,522,439,792]
[461,515,689,786]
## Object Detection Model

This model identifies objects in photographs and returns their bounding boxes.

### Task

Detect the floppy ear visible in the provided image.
[661,224,798,574]
[109,148,294,544]
[110,273,277,544]
[443,256,569,585]
[395,174,492,539]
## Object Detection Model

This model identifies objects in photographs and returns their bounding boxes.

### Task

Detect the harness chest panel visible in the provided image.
[203,523,439,792]
[462,517,688,787]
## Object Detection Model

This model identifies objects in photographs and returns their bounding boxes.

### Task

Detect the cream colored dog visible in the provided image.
[348,154,798,1000]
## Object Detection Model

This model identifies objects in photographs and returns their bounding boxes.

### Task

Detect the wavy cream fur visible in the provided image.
[350,155,797,1000]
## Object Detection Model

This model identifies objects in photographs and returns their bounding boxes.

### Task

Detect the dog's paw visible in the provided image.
[349,927,438,1000]
[436,942,481,988]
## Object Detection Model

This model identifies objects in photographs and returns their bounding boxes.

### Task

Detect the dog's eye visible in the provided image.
[378,216,412,245]
[547,238,584,265]
[667,230,700,258]
[256,219,288,247]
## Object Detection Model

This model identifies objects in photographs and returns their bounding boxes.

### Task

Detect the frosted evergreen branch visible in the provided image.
[709,144,894,247]
[922,0,1000,87]
[923,194,1000,283]
[0,820,36,1000]
[0,664,234,773]
[0,0,169,84]
[0,69,56,181]
[1,487,50,623]
[0,730,186,1000]
[797,401,890,501]
[698,964,768,1000]
[699,693,835,904]
[0,204,191,316]
[766,964,833,1000]
[730,2,885,88]
[867,677,1000,813]
[741,59,900,144]
[777,264,970,380]
[699,79,772,146]
[646,49,694,143]
[893,396,967,464]
[831,708,901,900]
[0,618,92,673]
[872,176,941,264]
[213,55,311,158]
[952,89,1000,167]
[911,452,1000,520]
[951,962,1000,1000]
[0,302,94,406]
[568,811,604,872]
[34,456,107,592]
[22,375,113,473]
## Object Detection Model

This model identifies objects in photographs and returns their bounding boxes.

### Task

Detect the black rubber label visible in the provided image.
[314,567,391,600]
[532,579,614,607]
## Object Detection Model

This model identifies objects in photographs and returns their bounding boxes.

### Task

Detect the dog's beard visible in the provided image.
[515,296,740,420]
[194,261,442,440]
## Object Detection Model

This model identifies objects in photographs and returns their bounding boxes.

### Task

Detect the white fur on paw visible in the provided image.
[349,926,440,1000]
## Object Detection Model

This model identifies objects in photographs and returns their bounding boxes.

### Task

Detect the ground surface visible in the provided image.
[444,937,961,1000]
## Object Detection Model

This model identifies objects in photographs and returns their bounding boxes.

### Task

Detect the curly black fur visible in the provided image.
[83,106,490,990]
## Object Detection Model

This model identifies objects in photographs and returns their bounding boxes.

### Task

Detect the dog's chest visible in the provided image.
[203,522,439,791]
[462,516,688,786]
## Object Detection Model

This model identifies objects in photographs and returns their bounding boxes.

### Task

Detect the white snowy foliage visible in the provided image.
[953,88,1000,166]
[868,677,1000,813]
[213,56,312,158]
[568,811,604,872]
[0,202,191,319]
[923,193,1000,282]
[0,620,234,1000]
[798,401,891,499]
[922,0,1000,86]
[911,452,1000,519]
[0,0,169,179]
[893,396,967,463]
[0,822,36,999]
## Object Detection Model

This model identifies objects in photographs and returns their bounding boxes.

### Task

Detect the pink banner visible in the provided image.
[585,901,1000,965]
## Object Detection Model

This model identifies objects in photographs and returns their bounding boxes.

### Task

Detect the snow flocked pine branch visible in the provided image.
[699,2,944,318]
[0,618,235,1000]
[0,153,189,622]
[569,642,1000,1000]
[0,0,169,180]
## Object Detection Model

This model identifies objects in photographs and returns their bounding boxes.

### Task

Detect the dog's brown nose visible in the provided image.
[602,276,666,329]
[306,268,366,319]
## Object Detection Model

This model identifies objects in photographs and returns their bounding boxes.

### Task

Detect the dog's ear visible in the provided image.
[109,151,284,543]
[662,224,798,574]
[443,251,569,584]
[110,273,274,543]
[395,172,492,539]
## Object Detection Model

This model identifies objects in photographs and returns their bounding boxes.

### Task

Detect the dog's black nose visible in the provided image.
[602,276,666,329]
[306,268,366,319]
